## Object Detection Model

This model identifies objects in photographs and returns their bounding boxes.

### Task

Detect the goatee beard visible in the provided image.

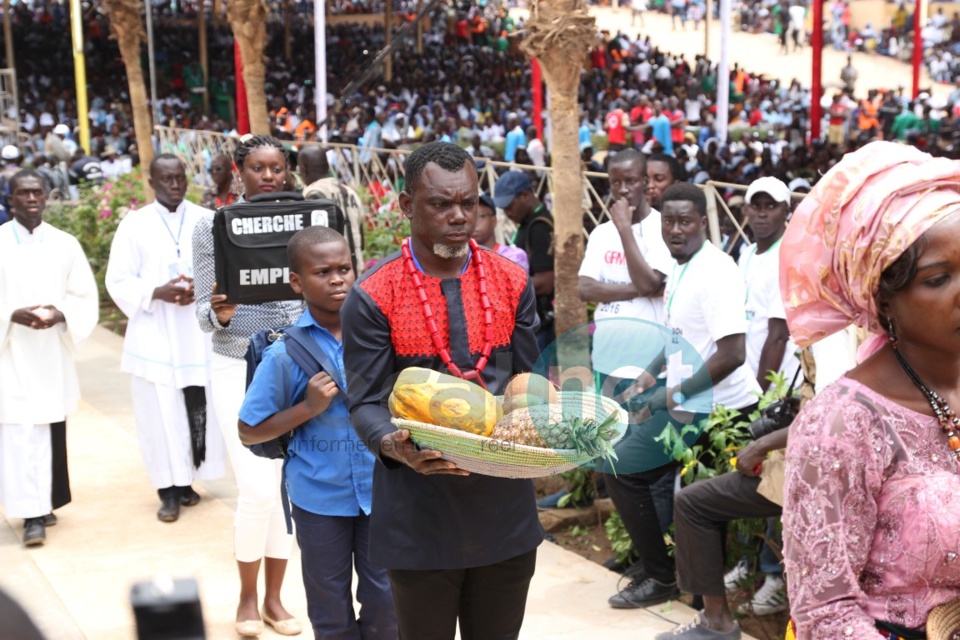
[433,243,470,260]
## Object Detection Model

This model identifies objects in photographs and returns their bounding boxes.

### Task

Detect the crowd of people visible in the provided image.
[7,0,960,193]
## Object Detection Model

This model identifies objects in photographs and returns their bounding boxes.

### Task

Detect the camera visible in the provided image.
[130,576,205,640]
[747,395,800,440]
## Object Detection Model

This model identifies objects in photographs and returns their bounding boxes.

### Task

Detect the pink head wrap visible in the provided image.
[780,141,960,349]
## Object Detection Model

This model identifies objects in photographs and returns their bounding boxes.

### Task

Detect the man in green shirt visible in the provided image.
[891,103,922,141]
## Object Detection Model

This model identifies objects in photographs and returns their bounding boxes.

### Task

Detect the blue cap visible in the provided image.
[493,171,532,209]
[478,192,497,212]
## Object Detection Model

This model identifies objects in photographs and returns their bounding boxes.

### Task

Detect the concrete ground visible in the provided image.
[0,326,760,639]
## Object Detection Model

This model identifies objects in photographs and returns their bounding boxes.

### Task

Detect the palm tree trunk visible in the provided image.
[519,0,595,338]
[104,0,154,199]
[228,0,270,135]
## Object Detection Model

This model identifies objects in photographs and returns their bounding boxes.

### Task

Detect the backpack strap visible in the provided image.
[283,326,350,405]
[273,325,351,535]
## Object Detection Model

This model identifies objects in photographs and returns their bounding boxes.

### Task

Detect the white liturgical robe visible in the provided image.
[105,201,225,488]
[106,201,213,388]
[0,218,98,519]
[0,219,99,425]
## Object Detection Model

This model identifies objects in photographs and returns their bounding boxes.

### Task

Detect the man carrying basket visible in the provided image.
[343,142,544,640]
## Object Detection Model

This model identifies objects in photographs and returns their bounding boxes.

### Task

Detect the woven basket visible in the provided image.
[928,599,960,640]
[391,392,626,479]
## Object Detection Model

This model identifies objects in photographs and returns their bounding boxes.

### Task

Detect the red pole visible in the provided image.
[912,0,923,98]
[810,0,823,141]
[532,58,543,140]
[235,40,250,135]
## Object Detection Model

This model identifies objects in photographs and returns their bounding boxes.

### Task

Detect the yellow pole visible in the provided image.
[199,4,209,114]
[4,0,13,72]
[385,0,392,82]
[69,0,89,153]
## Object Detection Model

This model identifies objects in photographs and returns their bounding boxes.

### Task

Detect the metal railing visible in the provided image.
[154,125,798,249]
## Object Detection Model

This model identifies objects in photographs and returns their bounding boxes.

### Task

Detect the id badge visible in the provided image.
[168,260,194,282]
[746,310,755,320]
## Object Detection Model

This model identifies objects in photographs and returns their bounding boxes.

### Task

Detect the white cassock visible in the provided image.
[0,218,99,519]
[105,201,226,489]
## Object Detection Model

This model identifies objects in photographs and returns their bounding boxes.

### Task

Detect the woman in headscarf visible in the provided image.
[781,141,960,639]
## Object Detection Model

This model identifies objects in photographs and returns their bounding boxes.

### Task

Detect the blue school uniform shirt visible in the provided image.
[239,309,374,517]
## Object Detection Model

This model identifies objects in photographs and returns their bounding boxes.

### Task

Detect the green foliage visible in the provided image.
[356,184,410,268]
[44,170,201,328]
[655,370,791,486]
[604,511,638,565]
[557,467,596,508]
[654,371,793,575]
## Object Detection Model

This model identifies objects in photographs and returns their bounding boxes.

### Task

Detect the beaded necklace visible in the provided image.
[891,338,960,460]
[401,237,494,389]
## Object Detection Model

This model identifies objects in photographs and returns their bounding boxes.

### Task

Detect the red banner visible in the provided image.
[532,58,543,141]
[235,40,250,135]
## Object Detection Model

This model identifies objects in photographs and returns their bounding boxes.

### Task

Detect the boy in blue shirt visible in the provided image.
[238,226,397,639]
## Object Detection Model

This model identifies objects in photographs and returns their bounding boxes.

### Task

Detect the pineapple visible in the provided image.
[492,405,621,467]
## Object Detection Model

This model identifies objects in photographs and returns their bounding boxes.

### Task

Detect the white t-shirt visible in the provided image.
[579,212,674,377]
[738,241,800,383]
[788,5,805,31]
[663,241,761,410]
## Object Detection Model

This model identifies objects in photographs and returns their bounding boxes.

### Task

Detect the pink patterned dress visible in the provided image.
[784,377,960,639]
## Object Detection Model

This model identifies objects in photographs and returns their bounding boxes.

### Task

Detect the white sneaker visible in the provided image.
[723,562,750,594]
[738,575,789,616]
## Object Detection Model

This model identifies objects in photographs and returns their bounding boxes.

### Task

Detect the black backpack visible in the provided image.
[243,324,349,459]
[213,192,353,304]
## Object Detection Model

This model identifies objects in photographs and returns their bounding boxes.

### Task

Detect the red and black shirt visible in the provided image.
[342,245,544,570]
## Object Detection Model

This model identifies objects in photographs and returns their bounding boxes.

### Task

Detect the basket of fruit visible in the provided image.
[388,368,626,479]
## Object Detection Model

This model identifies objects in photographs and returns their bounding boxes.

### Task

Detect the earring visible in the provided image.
[886,319,898,346]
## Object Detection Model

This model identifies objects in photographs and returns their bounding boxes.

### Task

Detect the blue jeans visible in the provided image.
[291,505,398,640]
[758,518,782,577]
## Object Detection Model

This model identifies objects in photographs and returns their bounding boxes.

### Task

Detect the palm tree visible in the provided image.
[103,0,154,197]
[228,0,270,134]
[519,0,596,337]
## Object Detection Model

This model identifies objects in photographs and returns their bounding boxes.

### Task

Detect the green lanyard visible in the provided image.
[666,245,704,322]
[743,237,783,303]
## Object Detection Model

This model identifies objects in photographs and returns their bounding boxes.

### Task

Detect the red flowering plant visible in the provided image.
[356,184,410,270]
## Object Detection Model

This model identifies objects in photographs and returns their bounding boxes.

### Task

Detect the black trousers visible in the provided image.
[387,549,537,640]
[50,421,71,510]
[604,464,679,584]
[674,470,782,597]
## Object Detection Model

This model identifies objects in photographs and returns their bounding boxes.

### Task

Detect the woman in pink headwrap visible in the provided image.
[780,141,960,639]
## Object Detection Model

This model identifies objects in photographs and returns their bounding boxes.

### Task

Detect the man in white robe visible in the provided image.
[0,169,99,546]
[105,154,225,523]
